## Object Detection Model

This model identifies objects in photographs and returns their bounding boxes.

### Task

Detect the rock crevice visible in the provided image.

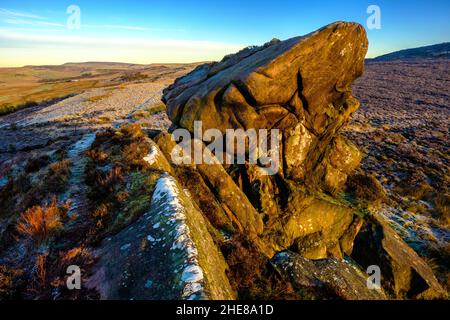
[159,21,445,299]
[162,21,369,257]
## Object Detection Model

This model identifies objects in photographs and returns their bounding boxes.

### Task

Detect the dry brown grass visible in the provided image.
[0,265,23,299]
[405,182,434,201]
[0,156,71,220]
[16,197,68,245]
[131,110,149,119]
[111,124,151,170]
[25,246,97,299]
[34,254,48,288]
[422,256,440,273]
[0,80,101,115]
[96,116,111,124]
[0,173,43,219]
[115,123,146,141]
[130,104,166,120]
[45,159,71,193]
[85,148,109,164]
[435,193,450,226]
[59,247,94,266]
[85,165,124,239]
[0,101,37,115]
[121,142,150,169]
[117,72,148,82]
[92,203,109,219]
[115,191,129,203]
[84,123,157,243]
[346,173,386,204]
[86,93,111,103]
[222,234,301,300]
[147,103,166,114]
[95,166,124,194]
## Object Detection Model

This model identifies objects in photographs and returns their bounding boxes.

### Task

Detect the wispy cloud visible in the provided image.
[83,24,150,31]
[83,24,187,32]
[2,18,64,28]
[0,8,181,33]
[0,8,45,20]
[0,29,243,50]
[0,8,64,29]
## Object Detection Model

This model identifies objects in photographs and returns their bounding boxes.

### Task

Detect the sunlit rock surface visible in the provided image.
[162,21,369,258]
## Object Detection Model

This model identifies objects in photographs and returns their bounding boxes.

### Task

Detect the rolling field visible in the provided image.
[0,62,198,115]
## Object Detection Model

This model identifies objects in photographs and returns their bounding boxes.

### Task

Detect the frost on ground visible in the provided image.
[86,173,232,299]
[0,63,237,300]
[345,58,449,284]
[149,174,206,299]
[84,165,236,300]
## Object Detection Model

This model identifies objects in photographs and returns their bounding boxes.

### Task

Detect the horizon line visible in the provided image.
[1,41,449,68]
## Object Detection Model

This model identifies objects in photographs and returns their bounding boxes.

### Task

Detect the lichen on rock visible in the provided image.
[158,21,446,300]
[87,173,234,300]
[162,21,369,258]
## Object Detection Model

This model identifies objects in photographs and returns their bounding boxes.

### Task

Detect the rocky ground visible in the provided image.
[0,23,448,300]
[345,58,450,287]
[0,65,201,299]
[0,64,195,173]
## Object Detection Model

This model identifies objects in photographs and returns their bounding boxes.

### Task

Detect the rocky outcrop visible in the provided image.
[157,21,446,300]
[273,196,363,259]
[271,251,387,300]
[352,212,446,299]
[163,22,367,189]
[86,173,235,300]
[161,22,368,258]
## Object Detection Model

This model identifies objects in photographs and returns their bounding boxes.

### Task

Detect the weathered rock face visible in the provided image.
[275,196,364,259]
[163,21,367,189]
[86,173,235,300]
[352,213,446,299]
[161,22,368,258]
[271,251,387,300]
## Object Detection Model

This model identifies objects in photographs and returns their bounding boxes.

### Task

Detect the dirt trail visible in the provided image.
[59,84,167,221]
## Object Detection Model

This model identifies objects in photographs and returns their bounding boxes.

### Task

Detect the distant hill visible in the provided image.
[368,42,450,62]
[22,61,144,71]
[62,62,144,69]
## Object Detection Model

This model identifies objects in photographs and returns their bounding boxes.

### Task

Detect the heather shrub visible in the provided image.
[16,197,68,245]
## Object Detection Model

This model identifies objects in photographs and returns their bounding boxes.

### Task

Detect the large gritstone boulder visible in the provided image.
[86,173,235,300]
[161,22,368,258]
[163,21,367,188]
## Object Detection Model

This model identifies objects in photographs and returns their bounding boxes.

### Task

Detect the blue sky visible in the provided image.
[0,0,449,66]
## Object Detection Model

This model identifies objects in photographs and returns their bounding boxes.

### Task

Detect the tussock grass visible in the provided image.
[96,116,111,124]
[435,193,450,226]
[85,123,158,242]
[147,103,166,114]
[346,173,386,204]
[222,234,307,300]
[45,160,71,193]
[86,93,111,103]
[0,265,23,299]
[16,197,68,246]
